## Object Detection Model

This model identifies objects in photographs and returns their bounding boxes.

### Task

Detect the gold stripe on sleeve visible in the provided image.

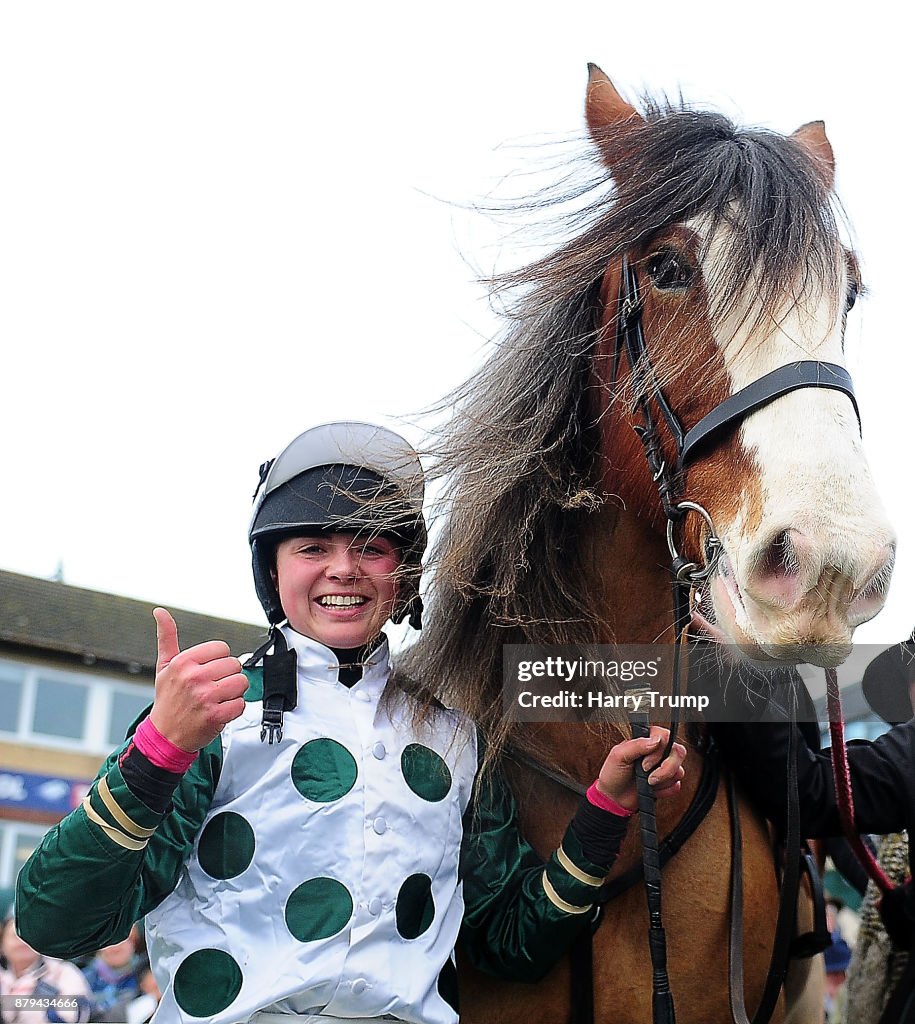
[81,797,149,852]
[96,775,157,839]
[541,871,592,915]
[555,845,605,887]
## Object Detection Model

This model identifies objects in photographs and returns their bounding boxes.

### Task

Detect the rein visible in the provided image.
[611,253,863,1024]
[506,741,721,1024]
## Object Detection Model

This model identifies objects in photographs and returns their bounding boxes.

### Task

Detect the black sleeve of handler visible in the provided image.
[711,678,915,839]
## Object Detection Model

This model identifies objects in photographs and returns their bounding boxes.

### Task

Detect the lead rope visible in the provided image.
[825,668,894,893]
[615,250,866,1024]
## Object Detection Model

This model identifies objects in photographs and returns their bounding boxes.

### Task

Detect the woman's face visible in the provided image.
[1,919,39,976]
[273,532,400,648]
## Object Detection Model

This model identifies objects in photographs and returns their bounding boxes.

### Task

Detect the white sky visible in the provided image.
[0,2,911,645]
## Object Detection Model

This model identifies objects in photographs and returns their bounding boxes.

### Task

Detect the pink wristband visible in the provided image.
[587,781,635,818]
[134,718,198,773]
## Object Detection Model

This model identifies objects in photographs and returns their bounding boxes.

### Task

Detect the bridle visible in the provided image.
[616,250,859,570]
[612,251,862,1024]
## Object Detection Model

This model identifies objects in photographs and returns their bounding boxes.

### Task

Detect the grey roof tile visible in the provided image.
[0,569,267,676]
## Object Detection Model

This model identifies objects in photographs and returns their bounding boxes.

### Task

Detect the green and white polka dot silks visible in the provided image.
[146,629,477,1024]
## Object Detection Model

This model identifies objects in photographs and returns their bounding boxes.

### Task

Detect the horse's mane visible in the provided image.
[400,95,848,759]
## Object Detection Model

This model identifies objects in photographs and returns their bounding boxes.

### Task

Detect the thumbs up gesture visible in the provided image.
[148,608,249,752]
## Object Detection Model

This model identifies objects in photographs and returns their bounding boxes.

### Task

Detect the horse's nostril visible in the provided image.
[758,530,801,582]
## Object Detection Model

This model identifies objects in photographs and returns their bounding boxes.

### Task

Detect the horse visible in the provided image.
[403,67,896,1023]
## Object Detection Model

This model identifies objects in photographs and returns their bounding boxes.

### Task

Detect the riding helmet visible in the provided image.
[249,421,427,628]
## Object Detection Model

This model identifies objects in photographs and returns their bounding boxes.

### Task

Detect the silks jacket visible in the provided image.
[17,630,626,1024]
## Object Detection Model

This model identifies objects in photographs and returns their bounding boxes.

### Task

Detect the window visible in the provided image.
[108,689,153,746]
[32,678,89,740]
[0,820,50,890]
[0,657,153,753]
[0,665,24,734]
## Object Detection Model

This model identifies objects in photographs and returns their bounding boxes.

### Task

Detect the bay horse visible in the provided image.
[403,68,896,1023]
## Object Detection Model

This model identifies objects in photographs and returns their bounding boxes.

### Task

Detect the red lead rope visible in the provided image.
[825,668,894,895]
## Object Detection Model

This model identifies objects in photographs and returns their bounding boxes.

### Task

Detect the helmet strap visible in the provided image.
[258,627,298,745]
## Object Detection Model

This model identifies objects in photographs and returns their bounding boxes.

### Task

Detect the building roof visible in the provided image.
[0,569,267,676]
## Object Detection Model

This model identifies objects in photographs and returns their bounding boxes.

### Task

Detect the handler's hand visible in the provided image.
[149,608,249,752]
[596,726,687,812]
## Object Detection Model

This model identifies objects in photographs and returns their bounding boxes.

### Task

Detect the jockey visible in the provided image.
[16,421,687,1024]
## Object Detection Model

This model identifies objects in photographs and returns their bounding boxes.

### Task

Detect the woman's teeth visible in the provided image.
[318,595,367,607]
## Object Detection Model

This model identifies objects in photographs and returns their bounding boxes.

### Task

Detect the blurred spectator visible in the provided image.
[846,832,910,1024]
[131,965,160,1024]
[0,912,90,1022]
[824,920,852,1023]
[80,927,147,1023]
[94,963,160,1024]
[843,637,915,1024]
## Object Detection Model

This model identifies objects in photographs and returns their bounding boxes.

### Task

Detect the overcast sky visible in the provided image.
[0,2,910,647]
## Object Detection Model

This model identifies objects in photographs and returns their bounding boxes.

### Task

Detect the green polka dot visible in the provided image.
[285,877,353,941]
[291,738,357,802]
[438,958,459,1012]
[197,812,255,879]
[396,873,435,939]
[401,743,452,802]
[173,948,242,1017]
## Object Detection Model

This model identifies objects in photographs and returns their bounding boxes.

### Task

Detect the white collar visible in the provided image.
[278,624,391,692]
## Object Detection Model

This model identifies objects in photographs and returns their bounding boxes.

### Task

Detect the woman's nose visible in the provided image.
[325,548,359,578]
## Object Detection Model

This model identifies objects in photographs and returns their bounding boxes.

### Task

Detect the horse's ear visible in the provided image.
[585,64,644,165]
[791,120,835,190]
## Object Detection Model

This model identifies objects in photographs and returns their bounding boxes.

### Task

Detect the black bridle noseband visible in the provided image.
[612,252,861,1024]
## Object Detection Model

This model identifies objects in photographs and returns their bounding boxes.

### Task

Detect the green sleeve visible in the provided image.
[459,763,626,983]
[16,736,222,958]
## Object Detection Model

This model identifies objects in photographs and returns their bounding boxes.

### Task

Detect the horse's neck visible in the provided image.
[523,507,682,782]
[584,504,674,644]
[511,506,707,857]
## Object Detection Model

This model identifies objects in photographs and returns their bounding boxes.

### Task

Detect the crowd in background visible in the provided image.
[0,909,159,1024]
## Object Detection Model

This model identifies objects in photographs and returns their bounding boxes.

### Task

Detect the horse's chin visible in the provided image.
[699,575,852,669]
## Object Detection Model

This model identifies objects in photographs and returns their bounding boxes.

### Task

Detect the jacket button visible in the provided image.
[372,742,386,759]
[368,897,383,916]
[352,978,367,995]
[373,816,387,835]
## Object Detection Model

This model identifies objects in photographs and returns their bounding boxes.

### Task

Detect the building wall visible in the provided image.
[0,646,154,888]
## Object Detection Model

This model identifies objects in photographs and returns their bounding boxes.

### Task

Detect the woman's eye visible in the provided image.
[645,250,695,291]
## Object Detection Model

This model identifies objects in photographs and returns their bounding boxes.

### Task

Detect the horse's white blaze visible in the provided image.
[698,224,895,660]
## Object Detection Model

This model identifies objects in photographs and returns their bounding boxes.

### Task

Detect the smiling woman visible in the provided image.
[272,533,401,649]
[15,419,687,1024]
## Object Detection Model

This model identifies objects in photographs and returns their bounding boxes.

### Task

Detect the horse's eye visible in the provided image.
[646,249,695,291]
[845,279,859,313]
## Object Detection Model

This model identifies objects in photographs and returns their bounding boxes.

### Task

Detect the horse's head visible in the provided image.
[587,67,895,666]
